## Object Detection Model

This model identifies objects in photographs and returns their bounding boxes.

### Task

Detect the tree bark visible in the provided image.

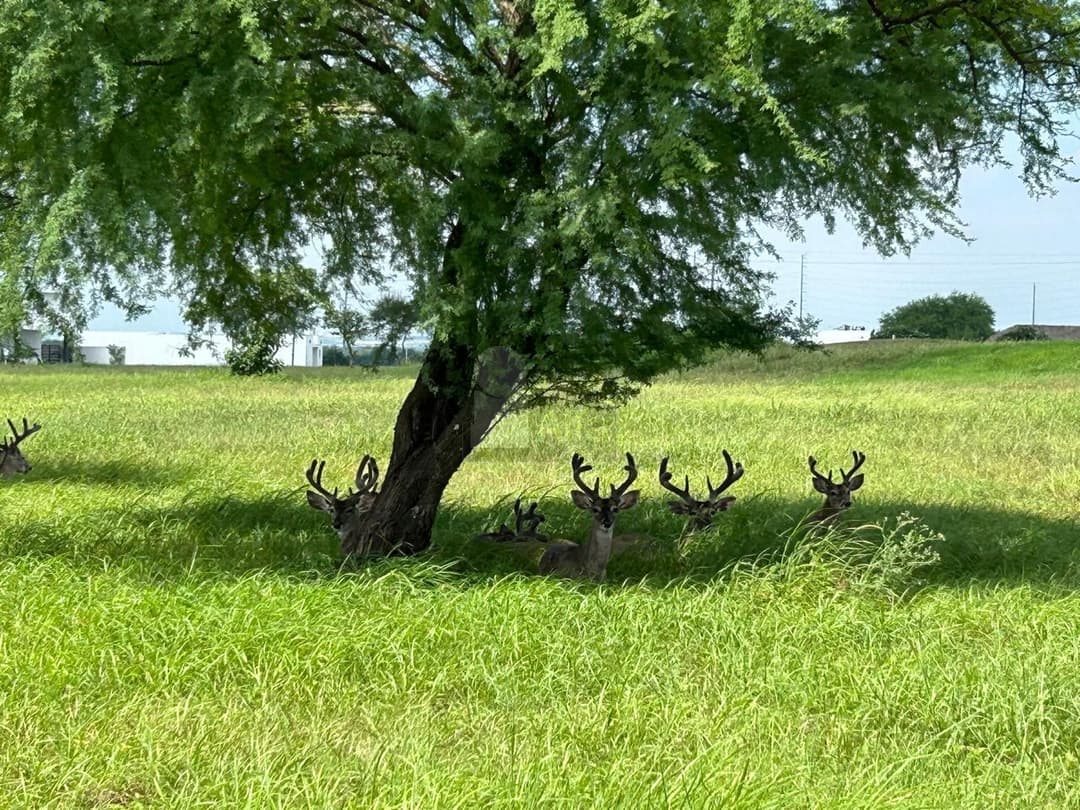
[343,338,521,558]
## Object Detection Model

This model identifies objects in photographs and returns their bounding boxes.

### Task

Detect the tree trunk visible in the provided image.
[344,339,521,557]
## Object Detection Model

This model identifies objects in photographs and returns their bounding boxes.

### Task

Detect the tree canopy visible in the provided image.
[876,291,996,341]
[2,0,1078,553]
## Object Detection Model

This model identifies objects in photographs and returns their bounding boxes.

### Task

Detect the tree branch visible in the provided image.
[863,0,976,32]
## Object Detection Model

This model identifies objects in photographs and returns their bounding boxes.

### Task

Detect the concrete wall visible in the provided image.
[19,328,43,360]
[79,346,112,365]
[78,331,228,365]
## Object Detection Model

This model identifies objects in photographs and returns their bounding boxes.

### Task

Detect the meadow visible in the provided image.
[1,339,1079,808]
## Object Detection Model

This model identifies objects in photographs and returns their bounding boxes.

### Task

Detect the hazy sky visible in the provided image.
[91,138,1080,334]
[761,144,1080,331]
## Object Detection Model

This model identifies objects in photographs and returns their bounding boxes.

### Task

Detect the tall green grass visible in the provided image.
[1,341,1079,808]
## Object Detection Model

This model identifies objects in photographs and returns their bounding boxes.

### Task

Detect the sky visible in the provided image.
[90,139,1080,335]
[759,146,1080,331]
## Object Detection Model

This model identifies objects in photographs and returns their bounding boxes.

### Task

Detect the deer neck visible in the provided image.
[583,521,616,578]
[0,453,17,477]
[810,499,843,525]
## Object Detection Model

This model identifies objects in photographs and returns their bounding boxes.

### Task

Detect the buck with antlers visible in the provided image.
[305,455,381,544]
[807,451,866,526]
[658,450,744,531]
[476,498,550,543]
[1,417,41,478]
[538,452,641,580]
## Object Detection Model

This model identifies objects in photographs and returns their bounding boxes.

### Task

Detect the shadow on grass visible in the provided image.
[18,458,196,487]
[437,495,1080,592]
[3,489,1079,591]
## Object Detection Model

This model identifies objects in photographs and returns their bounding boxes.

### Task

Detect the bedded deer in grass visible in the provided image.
[476,497,551,543]
[538,452,641,581]
[658,450,744,531]
[305,454,381,542]
[1,417,41,478]
[807,451,866,526]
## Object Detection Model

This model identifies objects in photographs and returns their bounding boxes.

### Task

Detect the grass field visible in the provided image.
[1,340,1079,808]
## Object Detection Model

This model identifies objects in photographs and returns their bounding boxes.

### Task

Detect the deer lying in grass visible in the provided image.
[807,451,866,526]
[476,498,551,543]
[658,450,744,531]
[538,452,641,581]
[305,455,381,541]
[1,417,41,478]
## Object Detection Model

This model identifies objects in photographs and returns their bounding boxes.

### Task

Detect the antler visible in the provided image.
[305,458,341,501]
[514,499,546,536]
[658,456,695,504]
[354,454,380,495]
[841,450,866,483]
[610,452,638,498]
[706,449,744,502]
[4,417,40,449]
[808,455,834,485]
[479,497,548,542]
[571,453,601,500]
[660,451,743,508]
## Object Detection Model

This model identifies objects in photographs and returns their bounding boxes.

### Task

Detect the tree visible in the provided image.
[2,1,1078,555]
[877,292,995,341]
[368,294,421,365]
[322,296,368,368]
[183,261,323,375]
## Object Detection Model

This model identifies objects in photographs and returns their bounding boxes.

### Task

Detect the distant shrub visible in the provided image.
[877,292,994,341]
[224,341,283,376]
[998,325,1049,341]
[779,512,943,600]
[107,344,126,365]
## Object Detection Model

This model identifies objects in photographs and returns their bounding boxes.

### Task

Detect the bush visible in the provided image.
[876,292,995,341]
[107,344,126,365]
[224,341,283,376]
[998,325,1049,341]
[778,512,943,600]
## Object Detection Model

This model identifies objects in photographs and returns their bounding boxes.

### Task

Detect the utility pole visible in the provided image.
[1031,283,1036,325]
[799,254,806,321]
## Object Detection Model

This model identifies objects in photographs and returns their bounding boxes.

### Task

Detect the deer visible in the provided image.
[658,450,744,531]
[807,451,866,526]
[476,498,551,543]
[538,452,641,581]
[1,417,42,478]
[305,454,381,541]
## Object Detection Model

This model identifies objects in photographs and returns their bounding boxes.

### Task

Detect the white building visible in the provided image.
[816,325,872,345]
[77,330,323,367]
[7,288,322,366]
[10,291,62,362]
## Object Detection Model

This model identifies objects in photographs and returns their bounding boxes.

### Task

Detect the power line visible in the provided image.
[754,258,1080,267]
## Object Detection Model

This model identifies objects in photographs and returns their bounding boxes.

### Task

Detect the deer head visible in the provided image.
[1,417,42,477]
[569,452,640,529]
[658,450,744,530]
[305,454,381,538]
[808,451,866,523]
[477,498,550,543]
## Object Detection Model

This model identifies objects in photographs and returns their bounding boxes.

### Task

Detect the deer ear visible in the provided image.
[617,490,640,510]
[847,474,864,492]
[307,491,333,513]
[713,496,737,511]
[667,501,693,515]
[812,477,831,494]
[570,490,592,510]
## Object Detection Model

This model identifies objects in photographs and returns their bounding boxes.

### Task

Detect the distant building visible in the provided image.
[74,330,324,367]
[7,291,59,362]
[987,324,1080,342]
[816,325,871,345]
